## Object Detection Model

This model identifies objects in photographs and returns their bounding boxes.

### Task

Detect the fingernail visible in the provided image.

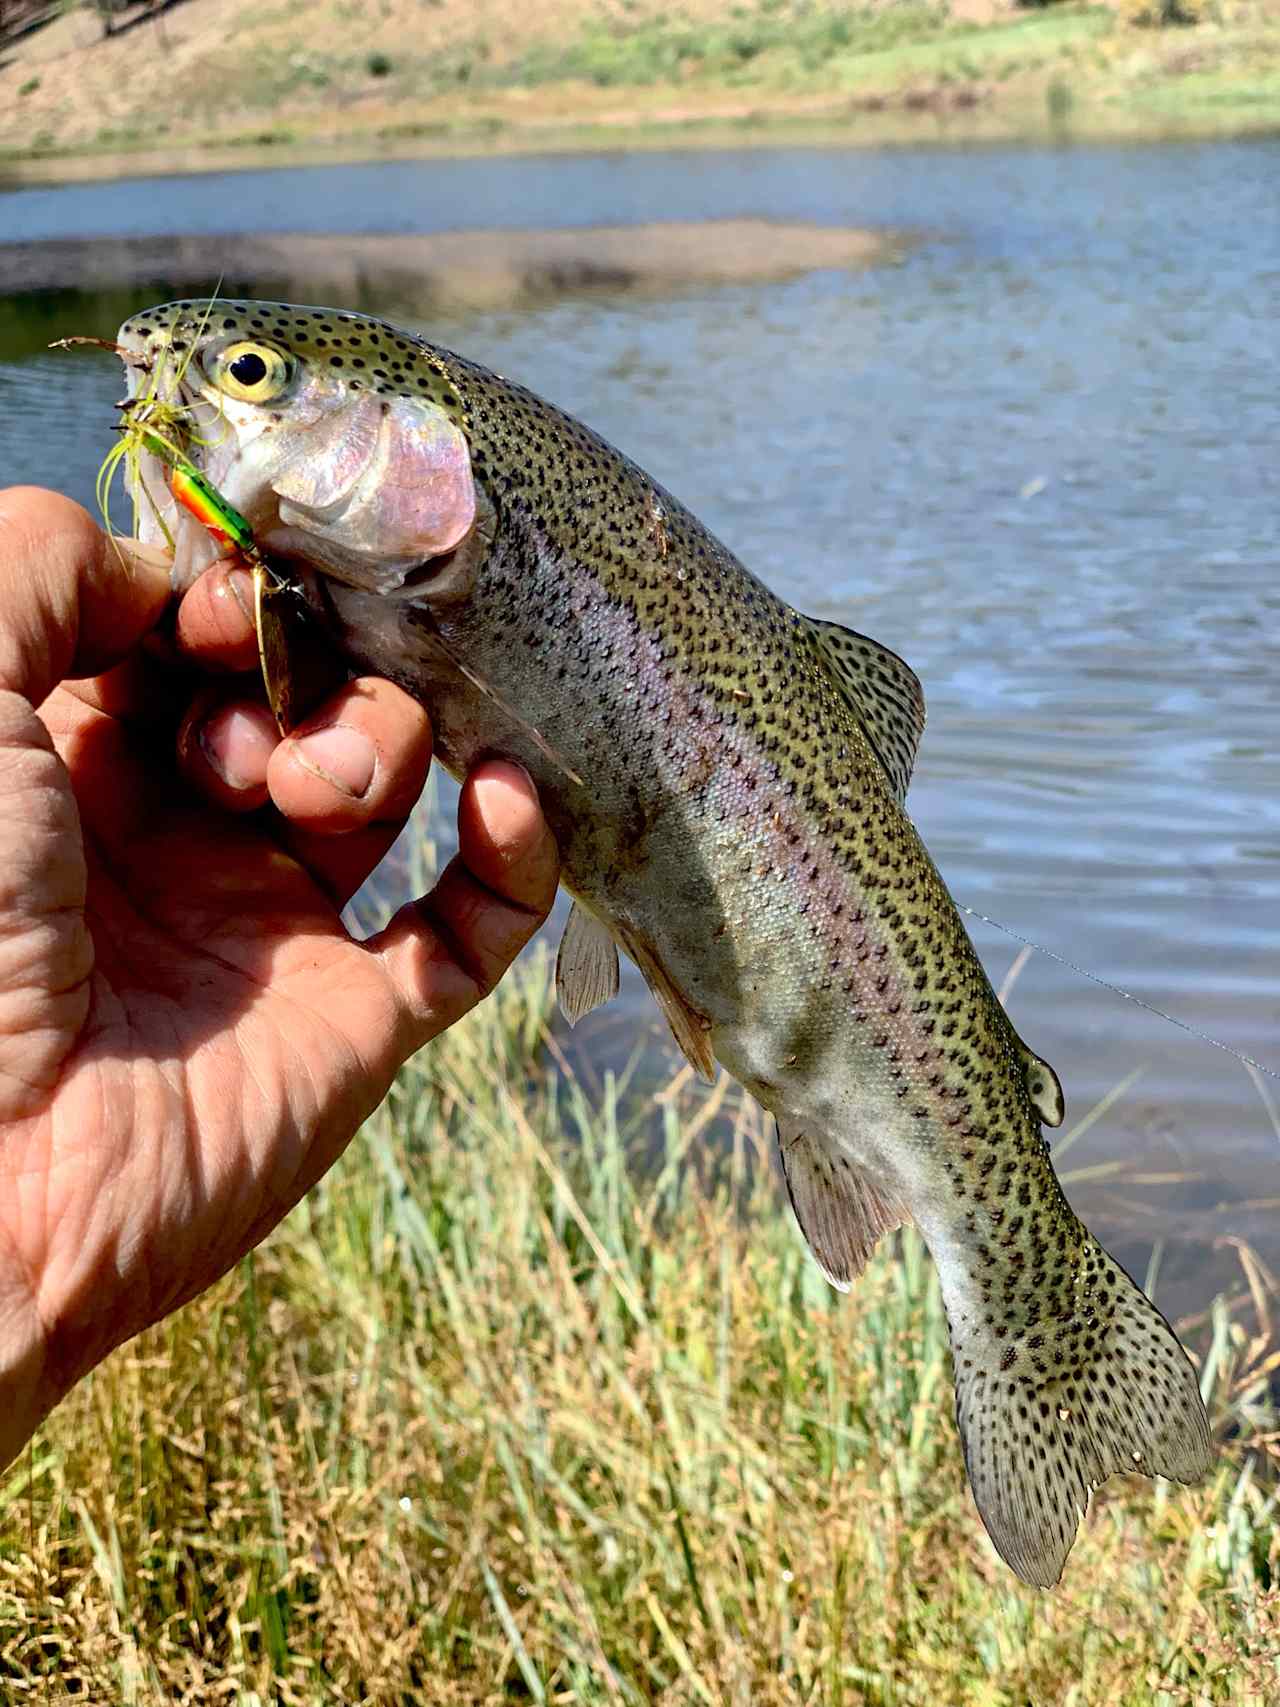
[109,535,172,571]
[293,725,376,799]
[485,758,535,793]
[224,566,255,623]
[198,705,274,790]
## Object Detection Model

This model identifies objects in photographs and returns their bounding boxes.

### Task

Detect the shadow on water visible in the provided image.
[0,283,223,364]
[0,278,486,370]
[0,267,697,367]
[0,275,446,365]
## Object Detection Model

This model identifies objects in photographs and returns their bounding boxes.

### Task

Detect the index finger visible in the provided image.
[174,558,261,674]
[366,760,559,1049]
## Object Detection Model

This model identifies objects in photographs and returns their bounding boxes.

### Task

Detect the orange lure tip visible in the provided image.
[168,461,255,556]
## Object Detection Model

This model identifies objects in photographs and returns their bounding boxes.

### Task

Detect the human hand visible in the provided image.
[0,486,558,1469]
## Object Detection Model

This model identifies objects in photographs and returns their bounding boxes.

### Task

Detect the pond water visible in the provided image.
[1,138,1277,1316]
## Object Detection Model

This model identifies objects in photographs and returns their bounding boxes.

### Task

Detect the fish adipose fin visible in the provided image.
[802,617,926,802]
[950,1240,1213,1588]
[556,901,620,1026]
[777,1121,907,1291]
[1016,1039,1065,1128]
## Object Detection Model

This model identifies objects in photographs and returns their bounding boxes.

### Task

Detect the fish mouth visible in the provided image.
[114,326,228,592]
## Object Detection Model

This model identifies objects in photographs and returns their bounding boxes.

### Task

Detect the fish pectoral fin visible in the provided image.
[801,615,926,802]
[617,928,716,1083]
[948,1236,1213,1588]
[555,901,621,1027]
[1016,1039,1065,1128]
[776,1121,907,1291]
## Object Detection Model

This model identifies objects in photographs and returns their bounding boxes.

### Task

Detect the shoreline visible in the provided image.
[0,220,906,309]
[3,99,1278,196]
[2,0,1275,193]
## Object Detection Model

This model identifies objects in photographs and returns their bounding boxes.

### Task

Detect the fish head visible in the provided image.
[115,298,483,597]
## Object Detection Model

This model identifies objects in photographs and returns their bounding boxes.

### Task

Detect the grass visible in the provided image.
[0,903,1276,1700]
[186,2,1236,122]
[507,1,1123,97]
[509,3,958,90]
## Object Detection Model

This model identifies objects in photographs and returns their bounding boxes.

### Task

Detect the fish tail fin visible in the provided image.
[948,1235,1213,1587]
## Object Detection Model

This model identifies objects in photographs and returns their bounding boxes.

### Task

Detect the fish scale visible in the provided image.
[114,297,1214,1587]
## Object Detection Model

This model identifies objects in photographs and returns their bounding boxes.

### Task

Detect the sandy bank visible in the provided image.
[0,221,903,309]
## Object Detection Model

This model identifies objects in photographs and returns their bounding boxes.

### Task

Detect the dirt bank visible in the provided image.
[2,0,1275,184]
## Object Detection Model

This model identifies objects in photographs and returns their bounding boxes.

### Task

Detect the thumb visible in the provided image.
[0,488,172,708]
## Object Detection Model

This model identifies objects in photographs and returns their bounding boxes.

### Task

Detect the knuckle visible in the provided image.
[0,489,97,576]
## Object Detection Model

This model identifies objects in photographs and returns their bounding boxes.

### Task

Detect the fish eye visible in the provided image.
[230,350,266,386]
[213,340,291,404]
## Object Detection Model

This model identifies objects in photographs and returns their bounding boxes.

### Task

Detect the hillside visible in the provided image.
[1,0,1277,178]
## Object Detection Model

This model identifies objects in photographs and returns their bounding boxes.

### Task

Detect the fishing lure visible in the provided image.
[162,442,256,558]
[152,432,306,738]
[58,308,323,737]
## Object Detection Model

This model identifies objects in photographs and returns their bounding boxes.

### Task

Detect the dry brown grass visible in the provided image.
[0,946,1276,1703]
[1,0,774,153]
[2,0,1277,174]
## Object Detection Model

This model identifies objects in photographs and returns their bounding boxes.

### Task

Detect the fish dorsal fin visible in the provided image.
[616,927,716,1083]
[1016,1039,1065,1128]
[555,900,620,1027]
[802,617,926,802]
[776,1120,907,1291]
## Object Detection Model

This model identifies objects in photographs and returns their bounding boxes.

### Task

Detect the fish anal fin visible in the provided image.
[776,1121,906,1291]
[802,616,926,802]
[1016,1039,1065,1128]
[949,1239,1213,1588]
[618,928,716,1082]
[555,900,620,1027]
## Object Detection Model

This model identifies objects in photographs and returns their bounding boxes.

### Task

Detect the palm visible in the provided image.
[0,668,550,1439]
[1,680,393,1385]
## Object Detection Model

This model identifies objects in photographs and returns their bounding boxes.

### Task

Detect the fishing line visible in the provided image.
[958,901,1280,1084]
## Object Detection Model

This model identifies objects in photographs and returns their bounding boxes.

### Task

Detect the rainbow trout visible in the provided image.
[114,298,1212,1586]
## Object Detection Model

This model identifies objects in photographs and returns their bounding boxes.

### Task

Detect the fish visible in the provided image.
[113,297,1213,1587]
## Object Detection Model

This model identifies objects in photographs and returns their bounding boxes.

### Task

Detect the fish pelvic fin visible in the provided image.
[776,1121,908,1291]
[949,1237,1213,1588]
[617,927,716,1083]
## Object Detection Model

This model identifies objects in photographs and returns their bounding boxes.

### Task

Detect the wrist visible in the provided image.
[0,1111,139,1476]
[0,1285,55,1475]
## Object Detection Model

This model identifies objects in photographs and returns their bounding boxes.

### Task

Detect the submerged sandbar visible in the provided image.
[0,220,904,310]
